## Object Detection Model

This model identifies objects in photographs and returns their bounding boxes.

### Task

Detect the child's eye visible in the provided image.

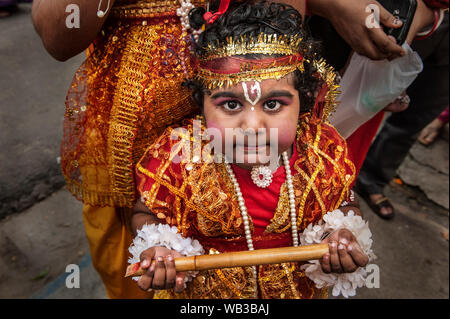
[222,100,242,111]
[263,100,282,111]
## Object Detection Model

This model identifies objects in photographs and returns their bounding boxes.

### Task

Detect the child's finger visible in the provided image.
[165,255,177,289]
[320,253,332,273]
[140,249,156,269]
[171,251,186,293]
[337,229,352,244]
[329,241,342,273]
[137,275,151,291]
[338,244,358,273]
[152,256,167,290]
[347,243,369,267]
[137,261,155,291]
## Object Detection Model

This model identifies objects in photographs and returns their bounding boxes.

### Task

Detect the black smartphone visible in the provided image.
[377,0,417,45]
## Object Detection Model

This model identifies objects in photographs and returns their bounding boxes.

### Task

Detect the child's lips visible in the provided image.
[235,144,268,152]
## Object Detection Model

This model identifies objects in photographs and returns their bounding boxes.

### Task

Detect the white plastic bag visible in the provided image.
[329,43,423,138]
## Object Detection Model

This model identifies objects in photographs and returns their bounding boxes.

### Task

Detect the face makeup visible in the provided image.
[242,81,262,106]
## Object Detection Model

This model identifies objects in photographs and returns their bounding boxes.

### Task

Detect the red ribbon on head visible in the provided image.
[198,54,304,74]
[203,0,231,24]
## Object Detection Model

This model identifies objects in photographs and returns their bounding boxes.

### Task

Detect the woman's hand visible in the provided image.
[137,247,186,293]
[308,0,406,60]
[320,228,369,273]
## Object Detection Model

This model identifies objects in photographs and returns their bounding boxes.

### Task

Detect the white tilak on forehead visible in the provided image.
[241,81,262,109]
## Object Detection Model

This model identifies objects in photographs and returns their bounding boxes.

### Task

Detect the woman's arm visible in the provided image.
[306,0,436,59]
[31,0,115,61]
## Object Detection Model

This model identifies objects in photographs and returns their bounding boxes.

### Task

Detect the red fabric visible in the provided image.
[423,0,449,9]
[438,106,449,123]
[415,9,441,40]
[198,231,293,253]
[230,146,300,236]
[346,111,385,187]
[198,54,304,74]
[203,0,231,24]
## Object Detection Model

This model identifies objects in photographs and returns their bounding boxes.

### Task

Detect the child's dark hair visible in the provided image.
[184,0,322,113]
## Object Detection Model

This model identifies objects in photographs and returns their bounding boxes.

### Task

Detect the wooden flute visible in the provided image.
[125,244,329,277]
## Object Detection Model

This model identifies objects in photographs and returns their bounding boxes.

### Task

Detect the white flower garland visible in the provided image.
[300,209,377,298]
[128,223,205,284]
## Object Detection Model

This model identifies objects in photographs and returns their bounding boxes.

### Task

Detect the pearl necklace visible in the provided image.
[176,0,203,41]
[224,151,299,296]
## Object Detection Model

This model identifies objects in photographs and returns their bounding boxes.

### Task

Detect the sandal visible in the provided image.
[354,183,395,220]
[368,196,395,220]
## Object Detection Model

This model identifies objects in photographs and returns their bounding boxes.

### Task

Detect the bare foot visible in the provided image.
[418,118,445,145]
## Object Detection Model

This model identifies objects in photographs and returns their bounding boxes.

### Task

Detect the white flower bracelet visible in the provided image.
[128,223,205,284]
[300,209,377,298]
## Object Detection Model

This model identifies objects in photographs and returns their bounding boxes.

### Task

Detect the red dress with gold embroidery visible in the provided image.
[135,114,355,299]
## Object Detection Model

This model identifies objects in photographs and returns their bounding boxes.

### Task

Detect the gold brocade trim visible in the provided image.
[295,160,326,219]
[197,64,305,90]
[311,145,355,211]
[64,176,125,207]
[202,34,303,60]
[264,175,307,234]
[265,183,290,234]
[62,9,200,208]
[137,163,211,218]
[110,0,206,19]
[327,125,357,210]
[292,117,357,222]
[197,34,305,90]
[215,269,242,298]
[281,263,301,299]
[313,58,341,121]
[214,161,256,232]
[153,248,257,299]
[293,123,326,220]
[107,25,158,206]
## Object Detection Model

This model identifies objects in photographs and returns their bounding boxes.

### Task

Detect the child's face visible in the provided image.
[203,76,300,169]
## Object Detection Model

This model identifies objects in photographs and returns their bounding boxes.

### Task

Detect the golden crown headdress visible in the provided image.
[195,33,306,90]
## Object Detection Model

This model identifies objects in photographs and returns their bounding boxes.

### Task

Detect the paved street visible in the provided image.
[0,4,448,299]
[0,3,84,219]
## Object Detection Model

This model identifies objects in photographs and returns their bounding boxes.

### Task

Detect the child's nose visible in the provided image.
[240,108,267,132]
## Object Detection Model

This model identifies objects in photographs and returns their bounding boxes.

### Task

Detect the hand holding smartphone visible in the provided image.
[377,0,418,45]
